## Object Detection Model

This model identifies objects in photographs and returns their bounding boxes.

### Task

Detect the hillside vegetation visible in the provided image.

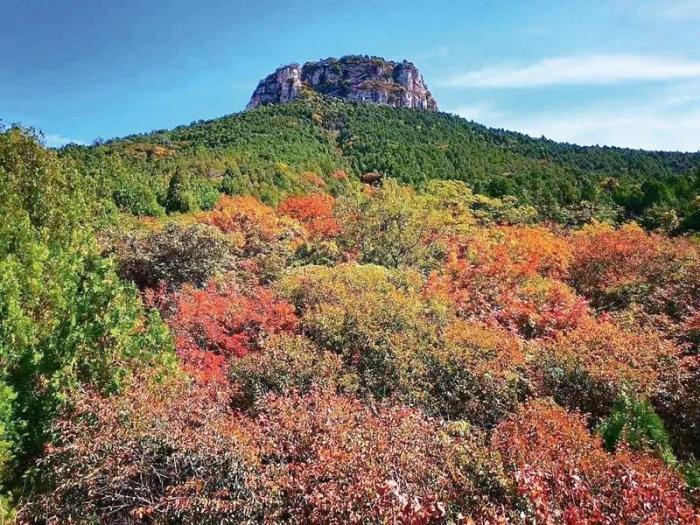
[64,90,700,231]
[1,99,699,522]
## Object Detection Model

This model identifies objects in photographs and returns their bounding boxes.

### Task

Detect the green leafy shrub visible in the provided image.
[164,170,220,213]
[63,149,167,217]
[291,239,342,266]
[278,263,447,398]
[113,182,164,216]
[421,180,537,226]
[681,459,700,490]
[0,128,174,501]
[0,383,15,486]
[334,180,455,269]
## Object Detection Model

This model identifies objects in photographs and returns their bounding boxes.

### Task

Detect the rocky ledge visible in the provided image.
[246,55,437,111]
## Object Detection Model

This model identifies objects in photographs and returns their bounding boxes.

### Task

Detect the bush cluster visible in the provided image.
[4,127,699,521]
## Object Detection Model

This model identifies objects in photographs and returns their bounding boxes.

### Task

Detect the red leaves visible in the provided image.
[26,377,697,524]
[569,222,667,301]
[249,389,466,524]
[278,193,341,239]
[493,400,696,524]
[379,480,447,525]
[430,227,588,338]
[42,189,700,521]
[494,277,589,339]
[18,375,262,523]
[168,282,298,383]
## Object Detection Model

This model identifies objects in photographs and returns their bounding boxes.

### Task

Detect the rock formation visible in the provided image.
[246,55,437,111]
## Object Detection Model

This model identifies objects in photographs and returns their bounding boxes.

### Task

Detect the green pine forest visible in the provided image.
[59,90,700,231]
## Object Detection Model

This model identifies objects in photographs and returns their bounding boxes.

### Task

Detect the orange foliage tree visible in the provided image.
[198,195,303,255]
[428,226,588,338]
[495,276,589,339]
[569,222,669,306]
[278,193,341,239]
[492,225,573,279]
[535,318,680,419]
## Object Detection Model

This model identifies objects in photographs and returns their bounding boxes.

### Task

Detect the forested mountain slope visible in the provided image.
[64,90,700,230]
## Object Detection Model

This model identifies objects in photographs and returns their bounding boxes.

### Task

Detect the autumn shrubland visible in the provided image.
[1,121,699,523]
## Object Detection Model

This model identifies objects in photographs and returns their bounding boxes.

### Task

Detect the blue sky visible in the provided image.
[2,0,700,151]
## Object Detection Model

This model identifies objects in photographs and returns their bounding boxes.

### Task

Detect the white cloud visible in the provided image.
[447,92,700,152]
[43,134,85,148]
[439,54,700,89]
[508,107,700,152]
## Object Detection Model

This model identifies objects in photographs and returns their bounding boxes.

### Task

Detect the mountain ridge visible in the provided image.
[68,92,700,231]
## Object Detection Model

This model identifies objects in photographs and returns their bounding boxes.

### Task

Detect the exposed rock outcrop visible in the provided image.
[245,64,303,109]
[246,55,437,111]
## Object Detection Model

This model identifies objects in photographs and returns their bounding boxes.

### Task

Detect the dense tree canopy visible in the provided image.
[61,92,700,231]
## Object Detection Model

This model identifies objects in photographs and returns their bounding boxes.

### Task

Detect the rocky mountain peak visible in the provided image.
[246,55,437,111]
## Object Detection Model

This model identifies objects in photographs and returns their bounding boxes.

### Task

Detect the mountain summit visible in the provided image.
[246,55,437,111]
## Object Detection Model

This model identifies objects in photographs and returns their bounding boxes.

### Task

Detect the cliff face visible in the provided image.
[246,64,303,109]
[246,56,437,111]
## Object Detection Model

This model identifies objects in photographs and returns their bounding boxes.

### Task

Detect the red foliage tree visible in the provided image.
[278,193,341,239]
[495,277,589,339]
[654,354,700,459]
[569,223,665,301]
[569,223,700,354]
[169,282,298,383]
[18,376,266,523]
[21,382,517,524]
[493,400,697,524]
[249,389,510,524]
